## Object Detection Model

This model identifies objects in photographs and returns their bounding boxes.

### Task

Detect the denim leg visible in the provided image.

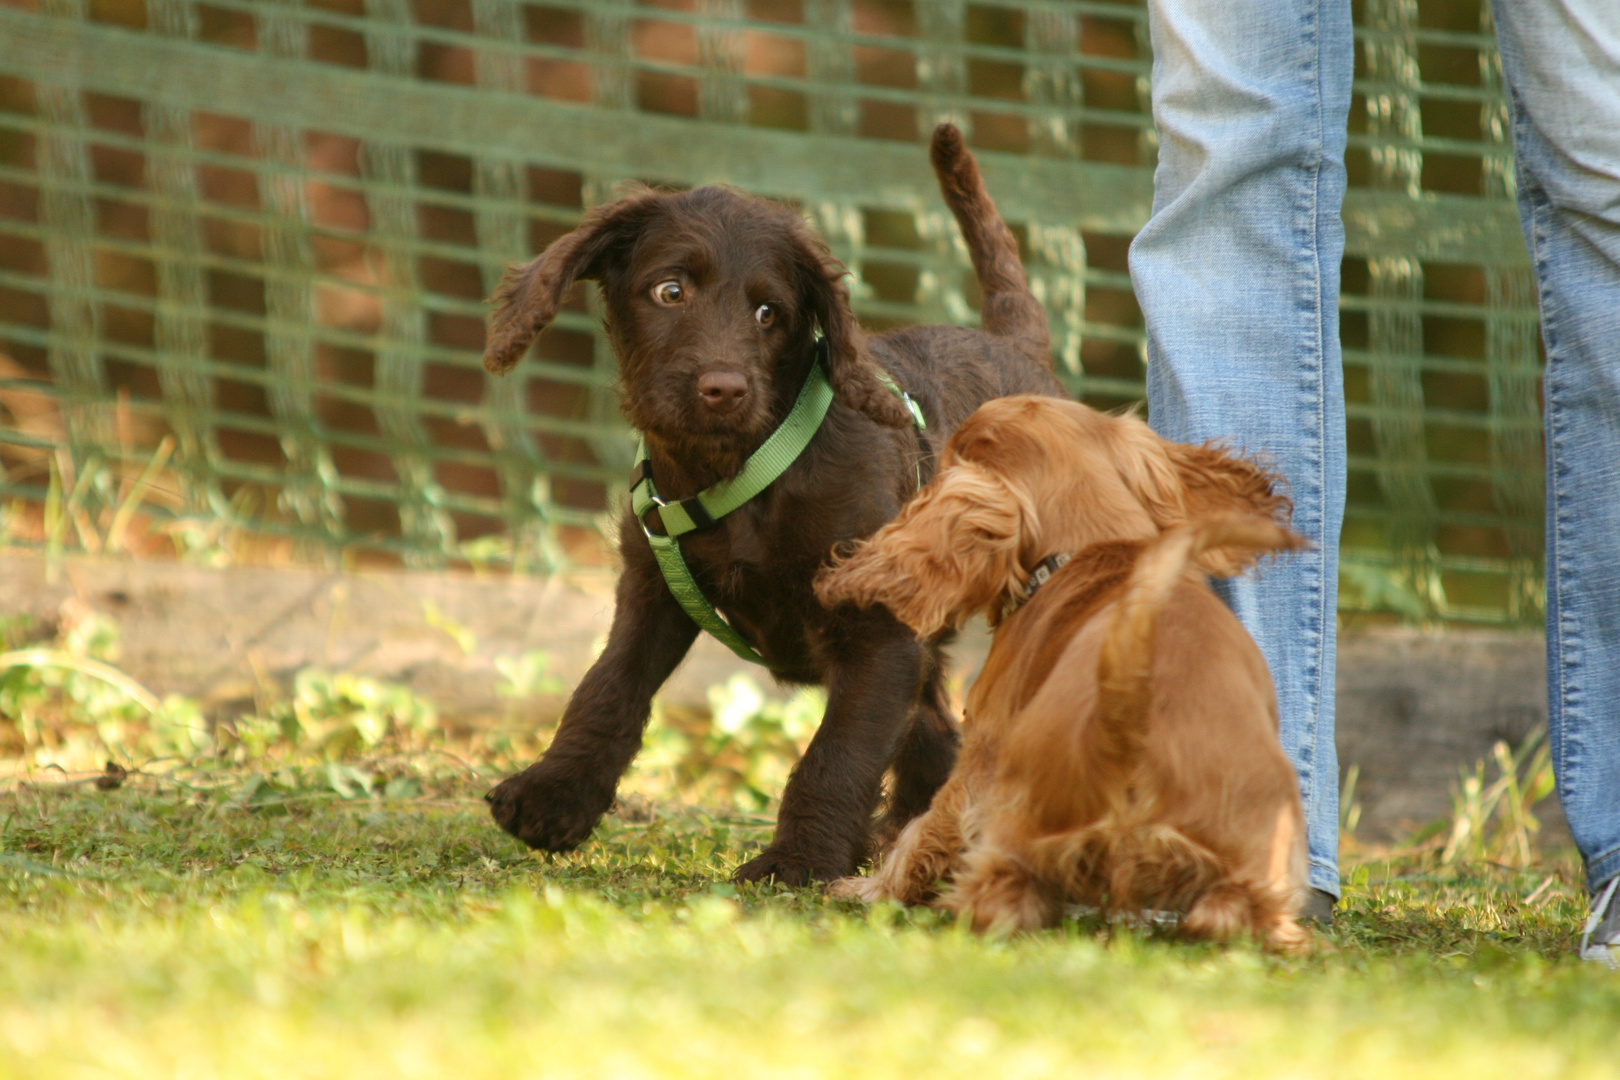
[1130,0,1353,897]
[1492,0,1620,894]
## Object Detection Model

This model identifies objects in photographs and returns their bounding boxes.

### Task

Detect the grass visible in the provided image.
[1,612,1616,1079]
[1,775,1615,1080]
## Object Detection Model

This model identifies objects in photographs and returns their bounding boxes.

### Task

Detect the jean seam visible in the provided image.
[1524,137,1581,833]
[1291,0,1323,834]
[1305,0,1339,894]
[1505,67,1575,842]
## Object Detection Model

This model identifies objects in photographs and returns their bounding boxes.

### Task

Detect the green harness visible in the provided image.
[629,338,927,667]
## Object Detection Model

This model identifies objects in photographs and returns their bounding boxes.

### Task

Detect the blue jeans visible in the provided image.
[1130,0,1353,899]
[1131,0,1620,897]
[1494,0,1620,894]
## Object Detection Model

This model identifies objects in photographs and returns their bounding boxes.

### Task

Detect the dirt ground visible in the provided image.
[0,552,1561,846]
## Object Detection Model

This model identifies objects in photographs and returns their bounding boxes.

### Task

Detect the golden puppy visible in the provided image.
[814,395,1310,951]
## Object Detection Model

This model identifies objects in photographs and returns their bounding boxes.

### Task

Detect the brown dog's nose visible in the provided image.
[697,371,748,413]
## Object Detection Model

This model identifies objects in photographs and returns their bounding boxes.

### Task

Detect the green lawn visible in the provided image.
[2,779,1614,1080]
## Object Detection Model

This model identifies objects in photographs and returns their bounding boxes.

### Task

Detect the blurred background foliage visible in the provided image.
[0,602,825,819]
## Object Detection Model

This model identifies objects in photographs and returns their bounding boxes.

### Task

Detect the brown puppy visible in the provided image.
[482,126,1064,884]
[815,396,1311,950]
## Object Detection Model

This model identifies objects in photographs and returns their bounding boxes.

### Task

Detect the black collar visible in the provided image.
[1000,552,1071,621]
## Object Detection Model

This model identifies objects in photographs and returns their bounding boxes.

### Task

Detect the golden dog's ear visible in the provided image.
[1160,442,1293,575]
[815,461,1034,638]
[483,187,663,376]
[1102,412,1190,529]
[1164,442,1291,527]
[1105,414,1293,575]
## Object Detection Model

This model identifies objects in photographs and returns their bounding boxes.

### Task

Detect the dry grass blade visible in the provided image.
[106,436,176,554]
[1439,732,1554,869]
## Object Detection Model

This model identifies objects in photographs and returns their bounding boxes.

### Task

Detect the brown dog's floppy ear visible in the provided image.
[789,221,913,429]
[484,188,662,376]
[815,461,1035,637]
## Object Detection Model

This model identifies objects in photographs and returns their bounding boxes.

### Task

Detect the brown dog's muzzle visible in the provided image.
[697,370,749,414]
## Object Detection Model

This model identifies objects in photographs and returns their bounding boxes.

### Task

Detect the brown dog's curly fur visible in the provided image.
[481,126,1064,884]
[815,396,1311,951]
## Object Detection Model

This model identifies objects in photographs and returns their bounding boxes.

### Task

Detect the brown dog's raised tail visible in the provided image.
[1089,516,1309,815]
[928,124,1050,361]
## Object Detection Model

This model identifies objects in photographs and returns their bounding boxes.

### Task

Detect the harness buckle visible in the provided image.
[639,492,669,538]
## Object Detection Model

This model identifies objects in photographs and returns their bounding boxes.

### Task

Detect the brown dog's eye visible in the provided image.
[653,281,684,305]
[755,303,775,327]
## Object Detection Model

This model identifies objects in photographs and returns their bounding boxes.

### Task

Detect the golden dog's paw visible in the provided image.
[827,875,888,903]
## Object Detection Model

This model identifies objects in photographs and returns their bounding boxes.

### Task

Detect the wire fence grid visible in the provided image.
[0,0,1543,623]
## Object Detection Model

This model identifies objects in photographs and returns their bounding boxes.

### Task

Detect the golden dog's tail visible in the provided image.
[928,123,1050,361]
[1088,515,1308,815]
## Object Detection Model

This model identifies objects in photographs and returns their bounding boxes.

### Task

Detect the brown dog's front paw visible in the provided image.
[485,766,614,852]
[733,847,850,887]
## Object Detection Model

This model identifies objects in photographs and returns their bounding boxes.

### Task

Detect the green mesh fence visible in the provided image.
[0,0,1542,623]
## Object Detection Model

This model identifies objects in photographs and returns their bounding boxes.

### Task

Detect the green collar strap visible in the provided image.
[630,338,926,667]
